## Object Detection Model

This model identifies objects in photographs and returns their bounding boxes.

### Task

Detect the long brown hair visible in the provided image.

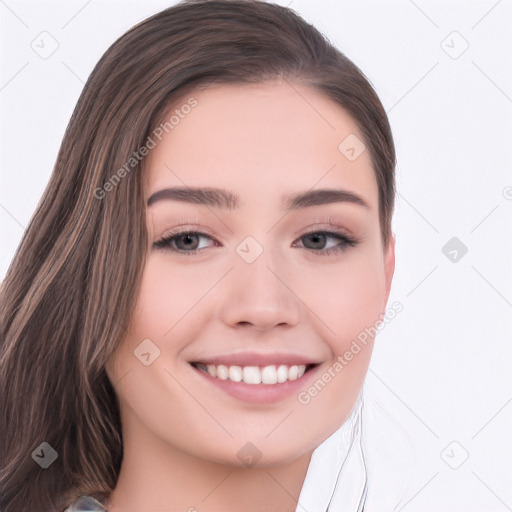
[0,1,395,510]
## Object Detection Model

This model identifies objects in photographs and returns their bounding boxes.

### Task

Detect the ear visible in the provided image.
[383,232,396,307]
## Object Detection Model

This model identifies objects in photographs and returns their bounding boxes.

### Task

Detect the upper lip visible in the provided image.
[189,352,322,367]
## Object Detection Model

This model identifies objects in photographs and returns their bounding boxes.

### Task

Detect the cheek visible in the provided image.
[106,256,210,387]
[105,257,224,452]
[324,262,385,343]
[293,244,387,347]
[291,248,386,428]
[302,249,384,358]
[129,255,219,344]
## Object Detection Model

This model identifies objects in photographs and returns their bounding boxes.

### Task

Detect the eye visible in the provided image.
[294,231,357,255]
[154,229,357,256]
[153,231,218,254]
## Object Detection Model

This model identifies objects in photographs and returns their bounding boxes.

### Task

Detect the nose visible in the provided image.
[218,247,301,331]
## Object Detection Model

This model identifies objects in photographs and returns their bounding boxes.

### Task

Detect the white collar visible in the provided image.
[296,390,412,512]
[296,395,366,512]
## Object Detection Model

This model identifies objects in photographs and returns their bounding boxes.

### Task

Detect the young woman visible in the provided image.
[0,1,398,511]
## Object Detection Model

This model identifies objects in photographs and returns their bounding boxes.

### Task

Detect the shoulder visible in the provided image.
[64,495,108,512]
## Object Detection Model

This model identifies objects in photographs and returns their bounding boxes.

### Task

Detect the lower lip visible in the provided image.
[190,364,321,404]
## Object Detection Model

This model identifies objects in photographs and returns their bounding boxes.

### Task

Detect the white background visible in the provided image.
[1,1,511,510]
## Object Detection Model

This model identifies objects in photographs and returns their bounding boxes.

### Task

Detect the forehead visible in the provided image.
[144,81,378,208]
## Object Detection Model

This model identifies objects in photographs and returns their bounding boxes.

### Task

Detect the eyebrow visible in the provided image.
[146,187,369,210]
[283,188,368,210]
[147,187,239,209]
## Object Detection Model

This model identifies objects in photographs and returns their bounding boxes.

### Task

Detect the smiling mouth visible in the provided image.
[190,362,318,385]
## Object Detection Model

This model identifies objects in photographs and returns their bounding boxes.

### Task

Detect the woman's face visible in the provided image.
[106,81,394,468]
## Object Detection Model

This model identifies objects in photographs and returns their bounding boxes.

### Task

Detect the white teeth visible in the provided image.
[228,365,243,382]
[197,363,309,384]
[288,365,298,380]
[276,365,288,383]
[261,365,277,384]
[216,364,229,380]
[243,366,261,384]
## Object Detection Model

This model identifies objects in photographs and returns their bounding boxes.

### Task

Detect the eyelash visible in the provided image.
[153,229,358,256]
